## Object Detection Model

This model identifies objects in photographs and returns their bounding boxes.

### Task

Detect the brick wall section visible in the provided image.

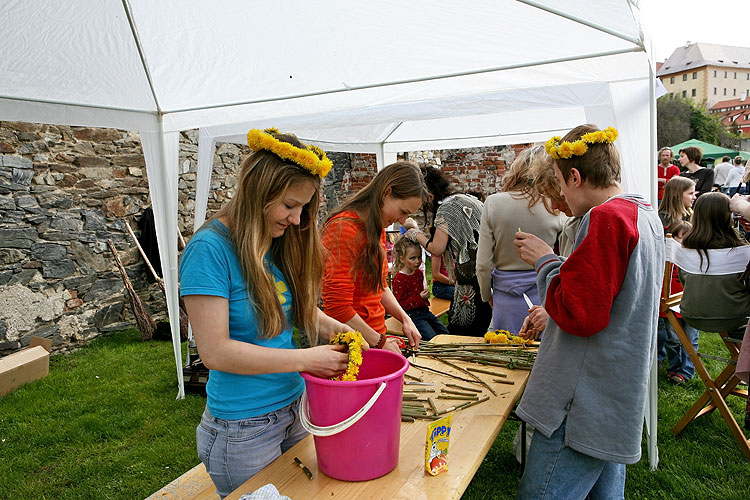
[0,121,525,355]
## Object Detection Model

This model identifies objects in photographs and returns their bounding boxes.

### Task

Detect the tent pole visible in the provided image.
[647,59,660,471]
[142,117,185,399]
[517,0,642,46]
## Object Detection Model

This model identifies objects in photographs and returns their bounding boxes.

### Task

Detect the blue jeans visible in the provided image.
[657,316,698,379]
[196,399,307,498]
[407,307,449,341]
[432,280,455,300]
[516,419,626,500]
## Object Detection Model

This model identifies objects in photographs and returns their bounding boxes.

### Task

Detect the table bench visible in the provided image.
[385,297,451,334]
[145,463,218,500]
[225,334,531,500]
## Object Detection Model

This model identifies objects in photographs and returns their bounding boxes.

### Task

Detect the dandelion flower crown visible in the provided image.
[329,331,365,381]
[247,127,333,178]
[545,126,618,160]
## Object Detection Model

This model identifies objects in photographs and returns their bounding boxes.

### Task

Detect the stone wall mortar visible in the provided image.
[0,121,522,355]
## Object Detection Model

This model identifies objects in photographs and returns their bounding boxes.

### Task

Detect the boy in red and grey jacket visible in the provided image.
[514,125,664,499]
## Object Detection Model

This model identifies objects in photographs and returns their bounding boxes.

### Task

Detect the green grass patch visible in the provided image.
[0,329,748,499]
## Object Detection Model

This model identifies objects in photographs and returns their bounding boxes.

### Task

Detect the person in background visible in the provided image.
[679,192,750,333]
[476,144,567,334]
[391,236,450,340]
[722,156,745,195]
[679,146,714,198]
[657,146,680,203]
[658,176,695,230]
[405,166,492,336]
[180,128,350,498]
[713,155,733,190]
[431,254,455,300]
[513,124,663,499]
[659,218,699,385]
[322,162,426,353]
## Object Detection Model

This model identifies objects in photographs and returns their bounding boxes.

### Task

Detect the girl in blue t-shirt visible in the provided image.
[180,128,350,498]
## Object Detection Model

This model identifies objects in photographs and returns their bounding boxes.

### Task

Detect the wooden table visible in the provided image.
[226,335,531,500]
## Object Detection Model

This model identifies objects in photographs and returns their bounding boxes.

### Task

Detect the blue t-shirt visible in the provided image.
[179,220,304,419]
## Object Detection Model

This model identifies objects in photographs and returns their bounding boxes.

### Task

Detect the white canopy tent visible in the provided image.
[1,0,660,468]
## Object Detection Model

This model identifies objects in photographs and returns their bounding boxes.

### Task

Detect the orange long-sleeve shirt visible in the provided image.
[321,211,387,334]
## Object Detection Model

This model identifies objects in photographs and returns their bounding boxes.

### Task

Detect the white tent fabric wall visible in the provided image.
[0,0,659,469]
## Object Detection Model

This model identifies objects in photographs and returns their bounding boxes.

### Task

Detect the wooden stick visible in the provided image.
[493,378,515,385]
[107,239,155,340]
[124,221,164,291]
[467,366,507,378]
[445,383,482,393]
[429,356,497,396]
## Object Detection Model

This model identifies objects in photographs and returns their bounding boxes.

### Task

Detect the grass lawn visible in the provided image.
[0,328,748,499]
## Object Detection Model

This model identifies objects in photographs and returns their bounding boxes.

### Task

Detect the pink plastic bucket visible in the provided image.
[300,349,409,481]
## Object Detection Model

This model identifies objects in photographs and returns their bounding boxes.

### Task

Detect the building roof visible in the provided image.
[657,42,750,77]
[710,95,750,112]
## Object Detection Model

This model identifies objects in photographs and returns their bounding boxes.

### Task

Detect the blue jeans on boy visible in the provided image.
[196,398,307,498]
[432,280,455,300]
[657,316,698,379]
[516,418,626,500]
[407,307,449,341]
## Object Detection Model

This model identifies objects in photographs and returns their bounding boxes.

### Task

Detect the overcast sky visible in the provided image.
[640,0,748,62]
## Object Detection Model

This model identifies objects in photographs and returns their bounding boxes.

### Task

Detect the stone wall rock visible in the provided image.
[0,120,523,356]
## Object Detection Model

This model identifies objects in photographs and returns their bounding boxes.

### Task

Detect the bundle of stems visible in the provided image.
[413,342,536,370]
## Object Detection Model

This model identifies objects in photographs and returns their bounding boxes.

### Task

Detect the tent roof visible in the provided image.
[670,139,740,160]
[2,0,647,134]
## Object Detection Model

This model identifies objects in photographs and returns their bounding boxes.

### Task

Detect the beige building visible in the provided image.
[657,42,750,108]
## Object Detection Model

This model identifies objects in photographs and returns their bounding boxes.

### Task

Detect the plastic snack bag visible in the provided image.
[425,413,452,475]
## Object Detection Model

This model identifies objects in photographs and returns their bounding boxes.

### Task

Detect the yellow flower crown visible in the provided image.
[247,128,333,178]
[329,331,365,381]
[545,126,618,160]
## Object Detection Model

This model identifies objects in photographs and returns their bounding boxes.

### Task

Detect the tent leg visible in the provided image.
[141,120,185,399]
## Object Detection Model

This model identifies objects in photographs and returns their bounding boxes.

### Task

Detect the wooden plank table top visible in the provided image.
[225,334,531,500]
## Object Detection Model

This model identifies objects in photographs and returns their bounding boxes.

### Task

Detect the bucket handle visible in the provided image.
[299,381,387,437]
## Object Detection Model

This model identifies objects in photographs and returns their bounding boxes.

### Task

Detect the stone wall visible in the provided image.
[0,121,522,355]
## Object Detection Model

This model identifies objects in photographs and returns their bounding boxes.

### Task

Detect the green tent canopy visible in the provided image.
[670,139,743,165]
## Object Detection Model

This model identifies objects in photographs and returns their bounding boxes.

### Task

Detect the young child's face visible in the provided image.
[673,230,686,243]
[401,246,422,271]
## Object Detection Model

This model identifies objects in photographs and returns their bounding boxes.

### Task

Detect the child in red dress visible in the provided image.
[391,236,449,340]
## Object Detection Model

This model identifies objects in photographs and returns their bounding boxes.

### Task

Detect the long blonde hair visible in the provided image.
[326,161,427,293]
[659,176,695,227]
[210,133,324,343]
[502,144,552,213]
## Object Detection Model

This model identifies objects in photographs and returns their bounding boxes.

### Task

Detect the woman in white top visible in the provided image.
[476,145,567,334]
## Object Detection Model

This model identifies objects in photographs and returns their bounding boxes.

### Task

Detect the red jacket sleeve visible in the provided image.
[544,199,639,337]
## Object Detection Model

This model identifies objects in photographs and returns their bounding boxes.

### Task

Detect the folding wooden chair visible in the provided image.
[661,238,750,459]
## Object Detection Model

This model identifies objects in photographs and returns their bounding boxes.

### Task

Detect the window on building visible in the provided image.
[734,72,737,79]
[725,71,728,78]
[670,76,675,84]
[692,89,696,97]
[724,88,727,95]
[714,70,717,77]
[682,90,687,97]
[682,74,687,81]
[747,73,749,80]
[693,72,697,79]
[734,89,737,96]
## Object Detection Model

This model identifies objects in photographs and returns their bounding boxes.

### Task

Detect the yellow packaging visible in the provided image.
[425,413,452,475]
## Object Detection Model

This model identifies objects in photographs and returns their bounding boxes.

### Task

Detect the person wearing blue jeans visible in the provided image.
[657,316,699,383]
[181,129,351,498]
[516,418,626,500]
[514,125,663,499]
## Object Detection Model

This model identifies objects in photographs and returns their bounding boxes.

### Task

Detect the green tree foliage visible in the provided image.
[657,95,741,150]
[657,95,691,148]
